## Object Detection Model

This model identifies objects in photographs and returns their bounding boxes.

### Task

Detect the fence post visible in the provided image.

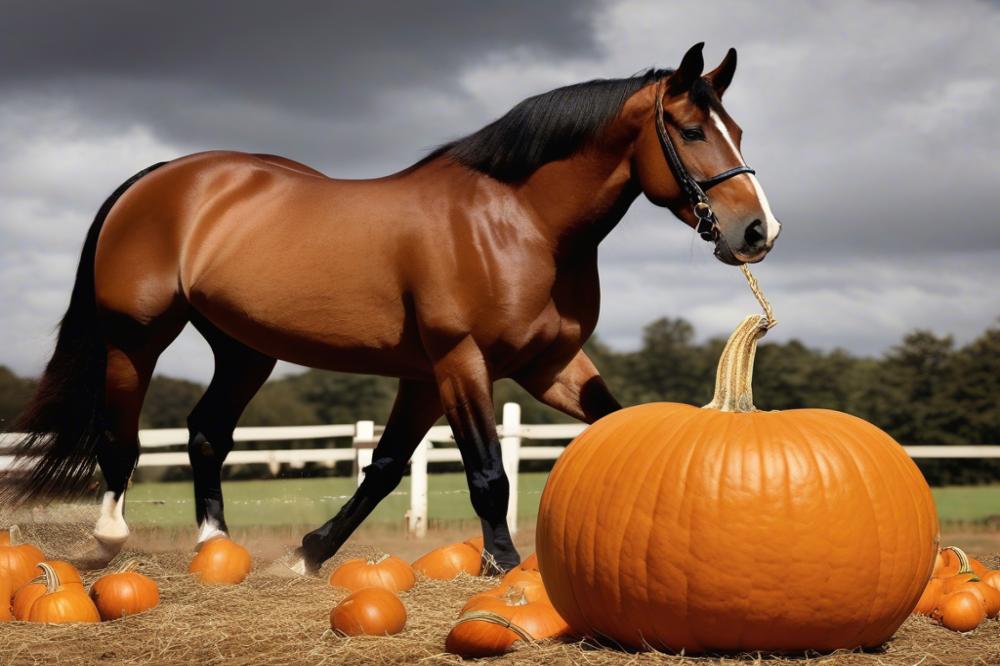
[353,420,375,486]
[408,437,429,538]
[500,402,521,536]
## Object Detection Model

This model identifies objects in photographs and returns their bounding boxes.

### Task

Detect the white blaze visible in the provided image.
[709,110,781,243]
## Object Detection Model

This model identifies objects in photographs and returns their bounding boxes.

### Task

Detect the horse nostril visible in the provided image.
[744,219,765,248]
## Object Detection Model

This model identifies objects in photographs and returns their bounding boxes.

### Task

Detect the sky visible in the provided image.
[1,0,998,383]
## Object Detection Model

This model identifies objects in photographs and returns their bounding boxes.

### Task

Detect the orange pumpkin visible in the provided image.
[0,527,45,590]
[447,588,569,657]
[12,583,46,621]
[90,560,160,620]
[330,587,406,636]
[934,591,985,632]
[189,537,252,585]
[329,553,415,593]
[464,536,484,552]
[535,315,940,653]
[412,542,481,579]
[980,570,1000,592]
[465,573,549,612]
[27,563,99,624]
[913,578,944,615]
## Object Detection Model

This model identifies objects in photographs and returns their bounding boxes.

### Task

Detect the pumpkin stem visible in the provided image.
[369,553,391,566]
[118,558,144,573]
[944,546,976,577]
[703,314,769,413]
[502,587,529,606]
[454,610,535,644]
[2,525,22,546]
[38,562,61,594]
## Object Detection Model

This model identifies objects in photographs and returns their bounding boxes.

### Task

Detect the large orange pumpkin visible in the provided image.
[329,553,415,593]
[0,527,45,590]
[536,315,940,653]
[189,537,252,585]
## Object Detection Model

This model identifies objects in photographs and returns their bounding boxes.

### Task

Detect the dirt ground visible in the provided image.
[2,513,999,665]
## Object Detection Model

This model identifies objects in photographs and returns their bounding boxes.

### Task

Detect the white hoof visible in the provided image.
[77,535,125,570]
[264,554,314,578]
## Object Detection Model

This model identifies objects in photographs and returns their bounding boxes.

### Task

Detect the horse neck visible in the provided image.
[517,105,647,254]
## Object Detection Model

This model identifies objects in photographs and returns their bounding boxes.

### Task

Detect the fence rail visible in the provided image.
[3,403,999,538]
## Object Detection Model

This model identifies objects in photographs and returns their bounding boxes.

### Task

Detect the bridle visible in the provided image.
[654,89,756,242]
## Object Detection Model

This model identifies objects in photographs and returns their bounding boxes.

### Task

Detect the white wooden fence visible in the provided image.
[3,402,1000,538]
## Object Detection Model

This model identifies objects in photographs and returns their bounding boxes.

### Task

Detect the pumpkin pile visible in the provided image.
[913,546,1000,632]
[0,526,161,624]
[535,314,940,653]
[445,552,570,658]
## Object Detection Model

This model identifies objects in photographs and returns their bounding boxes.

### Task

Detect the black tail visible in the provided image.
[2,162,168,505]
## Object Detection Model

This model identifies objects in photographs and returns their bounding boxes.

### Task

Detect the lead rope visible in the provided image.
[740,264,776,331]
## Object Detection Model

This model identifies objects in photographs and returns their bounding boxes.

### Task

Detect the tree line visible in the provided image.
[1,315,998,485]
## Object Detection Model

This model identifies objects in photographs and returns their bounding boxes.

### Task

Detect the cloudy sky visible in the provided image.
[1,0,998,382]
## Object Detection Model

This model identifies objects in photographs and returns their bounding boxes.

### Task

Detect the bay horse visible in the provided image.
[6,43,780,574]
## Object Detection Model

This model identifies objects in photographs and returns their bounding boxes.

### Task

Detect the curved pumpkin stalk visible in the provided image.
[943,546,979,580]
[38,562,62,593]
[454,610,535,645]
[702,265,776,414]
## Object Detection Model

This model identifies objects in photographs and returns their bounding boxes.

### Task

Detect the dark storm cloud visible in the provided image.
[1,0,998,380]
[0,0,602,167]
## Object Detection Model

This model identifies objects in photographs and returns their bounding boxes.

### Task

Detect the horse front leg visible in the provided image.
[433,338,520,574]
[293,380,442,574]
[515,349,622,424]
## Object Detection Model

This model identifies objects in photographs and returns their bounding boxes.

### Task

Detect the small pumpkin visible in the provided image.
[934,591,985,632]
[27,563,99,624]
[0,526,45,590]
[980,570,1000,592]
[330,587,406,636]
[12,582,46,621]
[912,578,944,615]
[90,559,160,620]
[329,553,415,593]
[447,588,569,658]
[188,537,252,585]
[412,542,481,579]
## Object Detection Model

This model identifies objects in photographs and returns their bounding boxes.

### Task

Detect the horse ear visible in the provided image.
[667,42,705,95]
[706,47,738,97]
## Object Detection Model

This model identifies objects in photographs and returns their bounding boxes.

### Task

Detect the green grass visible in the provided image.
[932,485,1000,524]
[122,475,999,529]
[126,473,549,528]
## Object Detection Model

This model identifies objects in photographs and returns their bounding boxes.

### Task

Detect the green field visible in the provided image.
[123,474,1000,529]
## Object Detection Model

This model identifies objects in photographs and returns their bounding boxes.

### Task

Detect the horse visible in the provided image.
[5,43,780,574]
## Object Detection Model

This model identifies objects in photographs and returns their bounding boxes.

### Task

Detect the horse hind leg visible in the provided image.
[187,314,275,545]
[82,313,185,568]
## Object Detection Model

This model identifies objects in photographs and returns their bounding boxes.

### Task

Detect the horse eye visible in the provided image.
[680,127,705,142]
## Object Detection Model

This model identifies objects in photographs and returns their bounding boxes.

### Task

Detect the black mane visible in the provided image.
[427,68,673,183]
